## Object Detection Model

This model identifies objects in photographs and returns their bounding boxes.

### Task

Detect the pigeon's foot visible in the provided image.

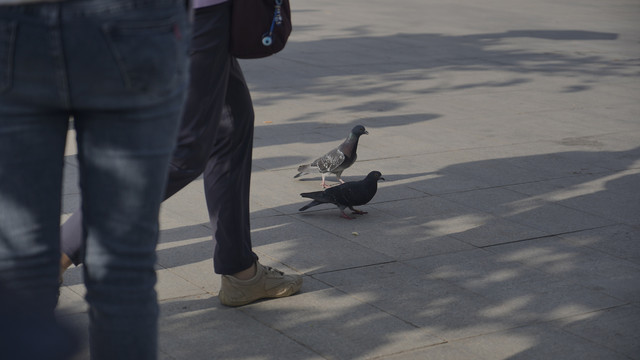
[340,212,355,220]
[351,209,368,215]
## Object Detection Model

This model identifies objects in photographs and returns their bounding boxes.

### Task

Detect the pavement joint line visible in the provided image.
[158,292,216,304]
[365,340,451,360]
[477,224,618,249]
[307,260,399,277]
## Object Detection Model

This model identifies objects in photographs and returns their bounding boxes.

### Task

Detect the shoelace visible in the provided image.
[264,266,284,276]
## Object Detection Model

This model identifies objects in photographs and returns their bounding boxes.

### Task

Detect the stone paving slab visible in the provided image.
[57,0,639,358]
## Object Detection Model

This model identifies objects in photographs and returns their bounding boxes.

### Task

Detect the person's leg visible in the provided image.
[62,0,189,359]
[58,3,231,270]
[0,112,69,311]
[165,3,232,198]
[205,62,257,275]
[207,57,303,306]
[0,113,68,313]
[0,4,78,358]
[74,107,181,360]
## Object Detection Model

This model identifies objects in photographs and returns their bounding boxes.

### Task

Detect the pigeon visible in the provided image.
[294,125,368,188]
[298,171,384,219]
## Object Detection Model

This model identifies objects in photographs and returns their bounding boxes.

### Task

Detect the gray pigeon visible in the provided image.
[299,171,384,219]
[294,125,368,188]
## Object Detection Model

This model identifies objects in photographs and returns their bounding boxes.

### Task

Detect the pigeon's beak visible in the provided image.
[379,177,385,181]
[364,130,369,135]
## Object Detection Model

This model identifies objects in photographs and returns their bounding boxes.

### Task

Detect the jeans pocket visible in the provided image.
[0,20,17,94]
[102,17,185,93]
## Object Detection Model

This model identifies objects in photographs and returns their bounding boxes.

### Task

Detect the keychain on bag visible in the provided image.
[262,0,283,47]
[230,0,292,59]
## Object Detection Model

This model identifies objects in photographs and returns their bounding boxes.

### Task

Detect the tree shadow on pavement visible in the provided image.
[154,146,639,359]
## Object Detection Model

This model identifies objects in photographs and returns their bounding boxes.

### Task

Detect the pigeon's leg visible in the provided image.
[321,173,330,188]
[336,172,345,184]
[337,205,354,219]
[349,206,368,215]
[340,211,355,220]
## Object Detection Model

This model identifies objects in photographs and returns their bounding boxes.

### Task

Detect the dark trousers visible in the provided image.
[62,2,258,275]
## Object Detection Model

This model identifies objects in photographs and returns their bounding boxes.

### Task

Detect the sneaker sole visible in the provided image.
[219,281,302,307]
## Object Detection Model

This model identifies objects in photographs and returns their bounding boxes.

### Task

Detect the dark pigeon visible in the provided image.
[294,125,368,188]
[299,171,384,219]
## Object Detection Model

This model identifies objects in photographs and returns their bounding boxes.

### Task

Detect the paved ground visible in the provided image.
[57,0,640,359]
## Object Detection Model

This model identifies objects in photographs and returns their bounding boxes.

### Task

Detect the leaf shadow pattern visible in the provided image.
[153,147,639,359]
[245,29,629,110]
[57,23,639,359]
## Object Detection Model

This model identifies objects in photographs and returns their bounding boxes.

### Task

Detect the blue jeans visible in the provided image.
[0,1,189,359]
[61,2,259,276]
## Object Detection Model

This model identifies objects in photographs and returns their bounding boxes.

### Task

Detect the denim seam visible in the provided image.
[49,20,71,109]
[101,22,133,90]
[101,17,180,92]
[0,20,16,94]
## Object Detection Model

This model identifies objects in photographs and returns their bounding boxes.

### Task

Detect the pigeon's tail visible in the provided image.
[299,200,322,212]
[294,164,310,178]
[300,190,324,198]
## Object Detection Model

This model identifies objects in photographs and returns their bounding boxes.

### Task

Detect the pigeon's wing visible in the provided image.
[334,152,356,173]
[311,149,345,173]
[321,182,356,205]
[331,179,377,206]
